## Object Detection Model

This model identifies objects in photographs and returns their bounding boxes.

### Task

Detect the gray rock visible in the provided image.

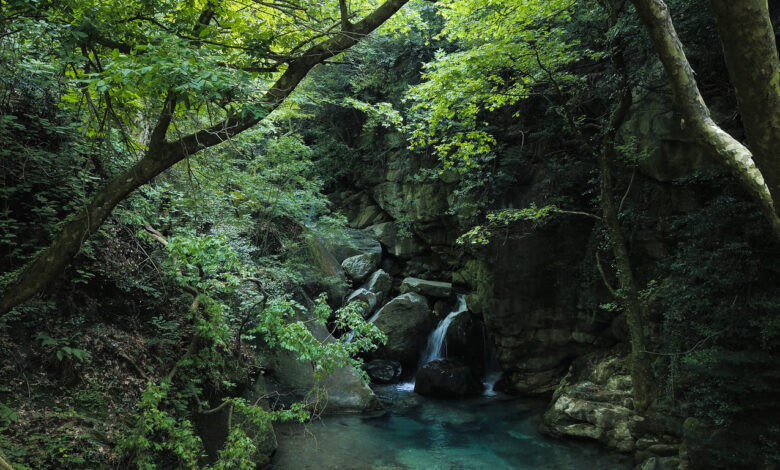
[635,456,681,470]
[364,359,402,384]
[260,310,381,414]
[414,359,482,397]
[372,181,450,223]
[541,350,641,452]
[399,277,452,298]
[297,231,348,308]
[322,228,382,263]
[342,253,380,283]
[364,222,427,258]
[346,288,377,315]
[361,269,392,305]
[372,293,433,368]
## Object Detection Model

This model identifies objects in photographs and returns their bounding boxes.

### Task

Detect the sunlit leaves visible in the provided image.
[405,0,585,168]
[456,204,559,244]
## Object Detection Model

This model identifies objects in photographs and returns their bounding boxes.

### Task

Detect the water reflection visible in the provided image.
[272,386,631,469]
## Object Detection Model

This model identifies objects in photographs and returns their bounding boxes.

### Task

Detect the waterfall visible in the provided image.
[419,294,467,366]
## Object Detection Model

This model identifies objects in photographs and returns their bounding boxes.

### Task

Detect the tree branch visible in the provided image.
[0,0,410,316]
[631,0,780,240]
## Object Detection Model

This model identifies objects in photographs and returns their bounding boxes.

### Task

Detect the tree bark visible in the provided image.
[631,0,780,240]
[0,0,409,316]
[709,0,780,210]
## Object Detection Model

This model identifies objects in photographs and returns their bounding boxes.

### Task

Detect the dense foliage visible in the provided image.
[2,0,779,468]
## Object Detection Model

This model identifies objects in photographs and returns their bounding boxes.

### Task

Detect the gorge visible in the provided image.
[1,0,779,469]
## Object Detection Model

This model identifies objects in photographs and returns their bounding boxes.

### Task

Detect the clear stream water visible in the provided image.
[272,385,632,470]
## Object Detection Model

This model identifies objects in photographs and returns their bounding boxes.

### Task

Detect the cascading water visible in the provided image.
[419,294,467,366]
[395,295,467,391]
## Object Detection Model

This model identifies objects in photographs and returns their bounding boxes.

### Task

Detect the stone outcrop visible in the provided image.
[371,293,433,368]
[542,350,641,452]
[321,228,382,264]
[399,277,452,299]
[414,359,482,397]
[443,309,485,374]
[364,222,427,258]
[460,224,610,395]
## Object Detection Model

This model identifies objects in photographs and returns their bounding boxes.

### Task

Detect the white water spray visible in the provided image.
[419,294,467,366]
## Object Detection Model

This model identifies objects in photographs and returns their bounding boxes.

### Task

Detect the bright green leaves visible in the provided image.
[118,381,204,470]
[163,234,242,292]
[343,97,404,132]
[251,294,386,379]
[457,204,559,245]
[405,0,585,169]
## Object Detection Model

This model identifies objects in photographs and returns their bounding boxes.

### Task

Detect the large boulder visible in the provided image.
[372,293,433,368]
[342,253,380,283]
[444,310,486,374]
[363,359,402,384]
[259,309,382,414]
[372,181,450,224]
[399,277,452,299]
[297,231,348,308]
[541,350,642,452]
[361,269,392,305]
[414,359,482,397]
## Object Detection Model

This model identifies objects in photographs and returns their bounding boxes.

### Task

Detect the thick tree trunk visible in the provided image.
[0,0,409,316]
[710,0,780,209]
[631,0,780,240]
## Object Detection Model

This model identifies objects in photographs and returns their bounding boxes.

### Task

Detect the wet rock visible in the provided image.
[542,350,642,452]
[362,269,392,305]
[399,277,452,299]
[372,293,433,368]
[414,359,482,397]
[364,359,402,384]
[635,456,681,470]
[342,253,380,283]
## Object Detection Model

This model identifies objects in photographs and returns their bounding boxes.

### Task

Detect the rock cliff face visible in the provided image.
[324,88,748,468]
[329,128,622,396]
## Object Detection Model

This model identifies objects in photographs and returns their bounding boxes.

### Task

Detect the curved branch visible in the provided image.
[0,0,410,316]
[631,0,780,240]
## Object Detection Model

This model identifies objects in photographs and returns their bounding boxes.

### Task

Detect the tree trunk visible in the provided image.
[599,83,655,412]
[631,0,780,240]
[0,0,409,316]
[709,0,780,210]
